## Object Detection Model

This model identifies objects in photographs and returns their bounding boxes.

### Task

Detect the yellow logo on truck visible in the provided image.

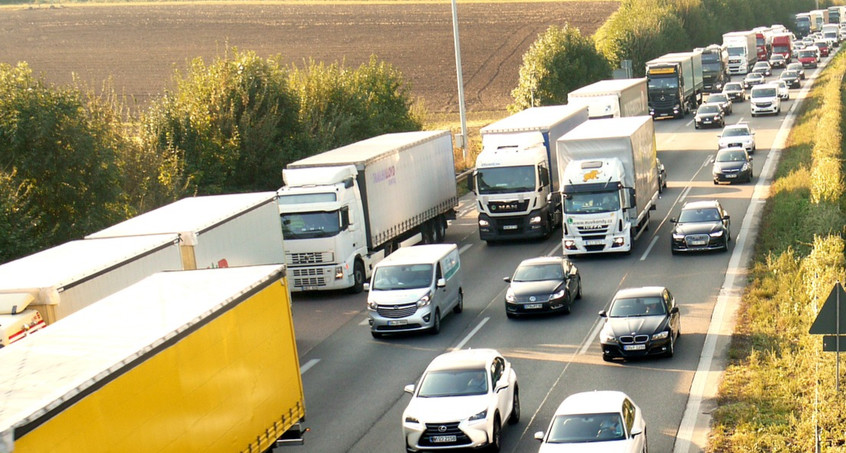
[583,170,601,182]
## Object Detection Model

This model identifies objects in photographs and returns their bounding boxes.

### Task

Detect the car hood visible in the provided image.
[605,315,667,336]
[713,160,747,172]
[718,136,752,146]
[538,440,637,453]
[510,280,563,297]
[673,221,723,235]
[368,288,429,305]
[404,394,490,422]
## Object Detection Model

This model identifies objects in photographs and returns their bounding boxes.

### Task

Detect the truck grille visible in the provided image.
[287,252,334,265]
[291,268,328,287]
[377,303,417,318]
[488,200,529,213]
[576,224,610,235]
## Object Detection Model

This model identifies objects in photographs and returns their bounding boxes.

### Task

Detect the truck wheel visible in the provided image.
[422,221,435,244]
[433,216,446,243]
[349,260,365,294]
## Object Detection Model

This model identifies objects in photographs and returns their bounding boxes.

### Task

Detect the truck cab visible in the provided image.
[278,165,370,292]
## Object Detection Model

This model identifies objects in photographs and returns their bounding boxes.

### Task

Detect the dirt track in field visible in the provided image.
[0,2,617,114]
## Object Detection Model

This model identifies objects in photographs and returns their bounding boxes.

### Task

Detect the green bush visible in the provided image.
[509,25,611,112]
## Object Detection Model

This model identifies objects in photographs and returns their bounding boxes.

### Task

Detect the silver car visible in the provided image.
[717,123,756,153]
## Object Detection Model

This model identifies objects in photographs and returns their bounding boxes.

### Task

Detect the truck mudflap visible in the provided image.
[478,208,552,241]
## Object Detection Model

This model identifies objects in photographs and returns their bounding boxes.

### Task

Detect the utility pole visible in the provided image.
[450,0,468,165]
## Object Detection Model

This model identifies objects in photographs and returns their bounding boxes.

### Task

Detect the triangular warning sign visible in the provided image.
[810,282,846,335]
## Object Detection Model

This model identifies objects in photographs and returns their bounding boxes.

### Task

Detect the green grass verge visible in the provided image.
[708,51,846,452]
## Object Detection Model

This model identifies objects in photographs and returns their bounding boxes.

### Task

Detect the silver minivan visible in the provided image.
[366,244,463,338]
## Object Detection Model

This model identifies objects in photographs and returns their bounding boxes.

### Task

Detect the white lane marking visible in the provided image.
[639,235,660,261]
[686,119,694,127]
[701,155,713,168]
[673,70,799,453]
[359,318,369,326]
[548,240,563,256]
[458,243,473,255]
[300,358,320,375]
[579,319,604,355]
[453,317,489,350]
[680,186,692,202]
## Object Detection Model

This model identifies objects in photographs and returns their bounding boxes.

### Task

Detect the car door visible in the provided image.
[664,289,680,334]
[564,261,578,303]
[491,357,512,422]
[622,398,644,452]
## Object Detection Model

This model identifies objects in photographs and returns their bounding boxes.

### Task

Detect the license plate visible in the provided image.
[703,119,712,123]
[624,344,646,351]
[503,225,518,230]
[690,240,707,246]
[431,435,457,443]
[303,286,317,291]
[584,240,604,246]
[387,319,408,326]
[524,303,543,309]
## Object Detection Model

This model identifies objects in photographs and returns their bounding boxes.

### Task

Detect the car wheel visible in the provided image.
[371,331,383,339]
[508,386,520,425]
[349,260,365,294]
[665,334,675,358]
[506,312,518,319]
[575,276,583,300]
[694,124,700,129]
[429,309,441,335]
[488,416,502,452]
[602,354,614,362]
[453,290,463,314]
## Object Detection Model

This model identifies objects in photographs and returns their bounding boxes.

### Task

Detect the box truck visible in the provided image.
[556,116,659,255]
[771,33,794,61]
[278,131,457,292]
[87,192,285,271]
[723,31,757,75]
[697,44,729,92]
[811,9,829,30]
[752,27,773,61]
[566,78,648,119]
[471,105,589,242]
[0,265,306,453]
[645,50,703,118]
[0,234,182,328]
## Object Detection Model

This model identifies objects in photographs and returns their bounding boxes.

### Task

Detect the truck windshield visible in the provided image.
[564,191,620,214]
[476,166,536,194]
[647,77,678,91]
[280,211,342,239]
[727,47,746,56]
[371,264,433,290]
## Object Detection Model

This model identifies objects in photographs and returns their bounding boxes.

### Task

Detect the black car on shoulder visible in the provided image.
[670,200,731,254]
[598,286,681,361]
[504,256,581,318]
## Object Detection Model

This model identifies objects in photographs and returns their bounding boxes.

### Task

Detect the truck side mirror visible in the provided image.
[540,168,550,188]
[467,171,476,194]
[340,206,350,230]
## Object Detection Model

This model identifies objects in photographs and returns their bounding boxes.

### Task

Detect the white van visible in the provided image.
[0,309,46,348]
[750,84,781,116]
[365,244,463,338]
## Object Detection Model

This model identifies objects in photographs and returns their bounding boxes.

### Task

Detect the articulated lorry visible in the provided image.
[723,31,757,75]
[828,6,845,24]
[645,50,703,118]
[0,234,183,338]
[556,116,659,255]
[278,130,457,292]
[697,44,729,92]
[811,10,828,31]
[471,105,589,242]
[87,192,285,271]
[0,265,306,452]
[752,27,773,61]
[566,78,648,119]
[795,13,812,38]
[771,33,794,62]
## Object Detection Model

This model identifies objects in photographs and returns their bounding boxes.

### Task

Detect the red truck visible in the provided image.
[771,33,793,62]
[754,30,771,61]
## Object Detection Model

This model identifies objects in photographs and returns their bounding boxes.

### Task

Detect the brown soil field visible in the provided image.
[0,2,618,116]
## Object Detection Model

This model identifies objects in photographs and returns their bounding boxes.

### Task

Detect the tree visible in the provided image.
[510,25,611,112]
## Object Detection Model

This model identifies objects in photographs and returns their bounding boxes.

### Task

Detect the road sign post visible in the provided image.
[810,282,846,391]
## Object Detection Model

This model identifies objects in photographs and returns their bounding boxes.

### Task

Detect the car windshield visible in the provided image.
[609,296,666,317]
[752,88,777,98]
[716,149,747,162]
[722,127,750,137]
[746,74,762,80]
[698,105,719,114]
[725,83,742,91]
[513,263,564,282]
[371,264,433,290]
[782,71,798,78]
[476,166,536,194]
[417,369,488,397]
[546,413,625,443]
[564,191,620,214]
[678,207,722,223]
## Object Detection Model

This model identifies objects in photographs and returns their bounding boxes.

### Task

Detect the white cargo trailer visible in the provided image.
[86,192,285,270]
[278,131,458,292]
[566,78,648,119]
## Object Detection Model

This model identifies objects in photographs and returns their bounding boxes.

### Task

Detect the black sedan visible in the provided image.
[694,103,725,129]
[712,147,753,184]
[598,286,681,361]
[780,70,802,88]
[670,200,731,254]
[706,93,733,115]
[504,256,581,318]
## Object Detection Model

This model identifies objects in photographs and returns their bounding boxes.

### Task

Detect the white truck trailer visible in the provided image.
[471,105,589,242]
[723,31,757,75]
[566,78,648,119]
[556,116,659,255]
[0,234,183,336]
[0,265,306,452]
[278,130,458,293]
[86,191,285,271]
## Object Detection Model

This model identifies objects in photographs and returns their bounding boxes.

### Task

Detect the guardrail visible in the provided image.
[455,168,473,187]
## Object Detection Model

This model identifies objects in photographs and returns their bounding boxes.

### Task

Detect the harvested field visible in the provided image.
[0,2,617,116]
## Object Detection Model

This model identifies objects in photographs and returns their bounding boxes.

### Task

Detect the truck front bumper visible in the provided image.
[562,235,630,255]
[288,264,352,292]
[478,210,548,241]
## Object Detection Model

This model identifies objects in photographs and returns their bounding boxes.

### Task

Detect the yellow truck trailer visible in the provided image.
[0,264,305,453]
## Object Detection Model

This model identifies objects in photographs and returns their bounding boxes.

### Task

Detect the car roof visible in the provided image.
[553,390,632,416]
[613,286,667,300]
[723,123,751,132]
[426,348,499,371]
[681,199,721,211]
[517,256,567,267]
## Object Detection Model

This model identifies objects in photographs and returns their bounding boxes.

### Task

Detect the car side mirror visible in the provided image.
[670,217,677,223]
[363,283,370,292]
[534,431,545,442]
[404,384,415,394]
[503,277,511,283]
[671,306,680,314]
[437,278,447,288]
[598,309,608,318]
[723,215,731,221]
[495,382,509,393]
[631,426,644,437]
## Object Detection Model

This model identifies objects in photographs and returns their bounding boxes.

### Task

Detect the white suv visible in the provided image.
[402,349,519,452]
[717,123,756,153]
[750,84,781,116]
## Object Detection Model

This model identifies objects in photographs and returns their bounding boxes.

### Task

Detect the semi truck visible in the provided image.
[811,10,828,32]
[0,264,306,452]
[645,50,703,118]
[795,12,812,38]
[697,44,729,92]
[278,130,457,292]
[723,31,757,75]
[771,33,794,61]
[86,192,286,271]
[556,116,659,255]
[471,105,589,242]
[0,234,183,330]
[752,27,772,61]
[565,78,648,119]
[828,6,844,24]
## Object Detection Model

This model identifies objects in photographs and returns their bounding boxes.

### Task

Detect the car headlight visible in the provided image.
[468,409,487,421]
[741,163,749,171]
[417,292,433,307]
[505,288,515,303]
[710,230,724,238]
[652,331,669,340]
[405,415,420,424]
[367,299,378,310]
[550,288,567,300]
[672,233,685,240]
[600,326,617,343]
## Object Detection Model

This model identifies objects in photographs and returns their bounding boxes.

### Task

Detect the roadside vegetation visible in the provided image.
[707,51,846,452]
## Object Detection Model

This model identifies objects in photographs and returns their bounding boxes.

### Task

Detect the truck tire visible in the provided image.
[349,260,365,294]
[433,216,446,243]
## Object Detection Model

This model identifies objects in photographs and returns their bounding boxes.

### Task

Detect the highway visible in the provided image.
[281,55,828,453]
